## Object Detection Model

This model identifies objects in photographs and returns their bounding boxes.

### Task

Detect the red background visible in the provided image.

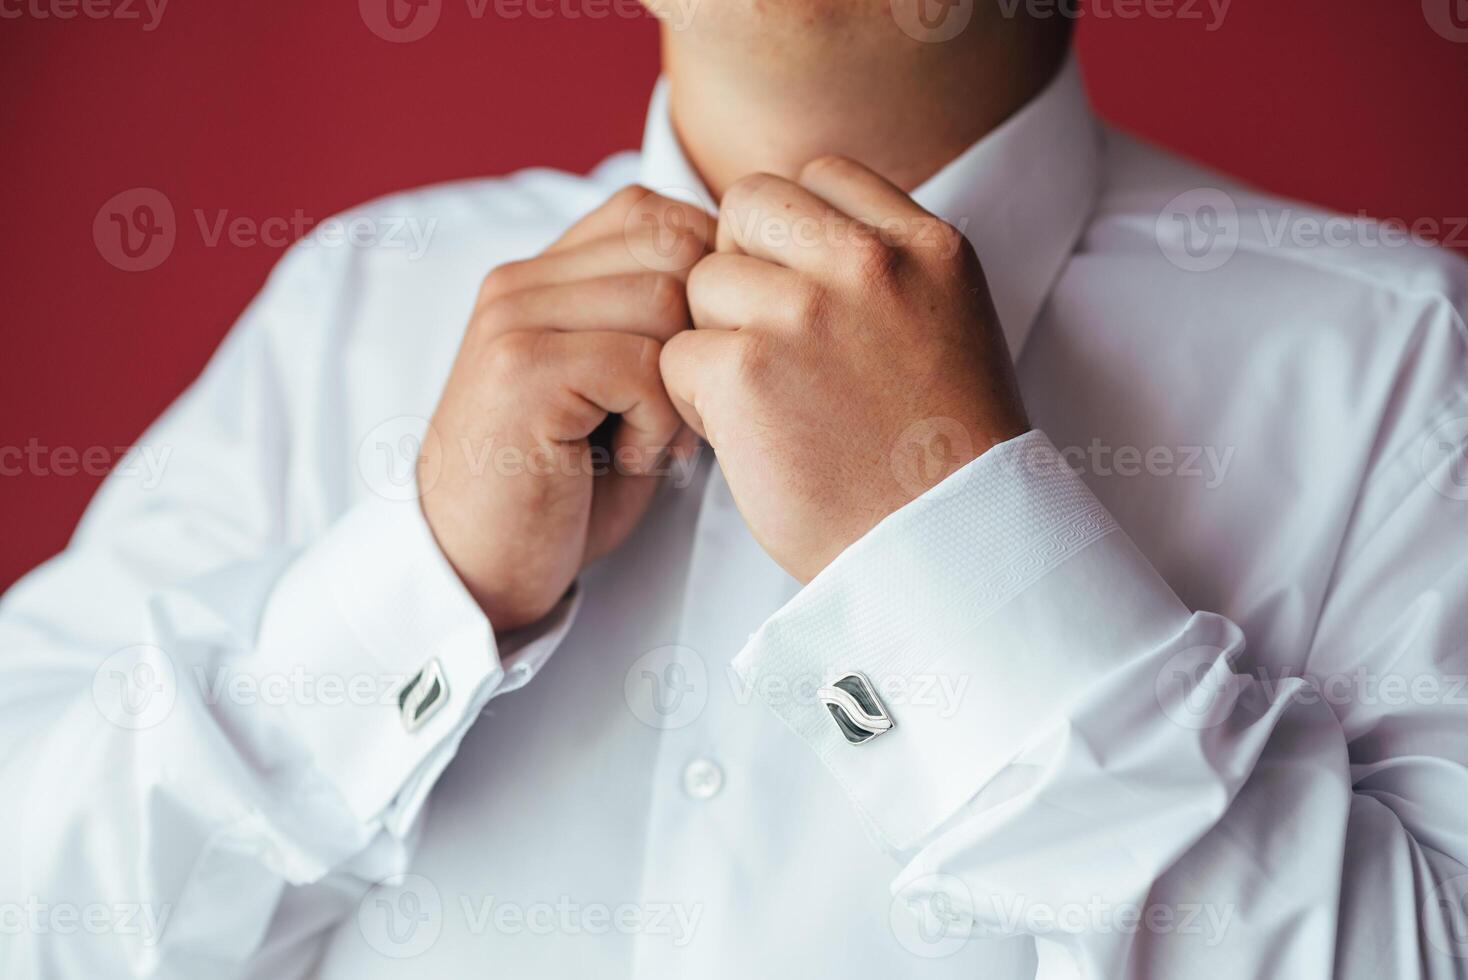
[2,1,1466,591]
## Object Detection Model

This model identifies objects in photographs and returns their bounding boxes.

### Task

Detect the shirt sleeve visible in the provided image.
[732,426,1468,978]
[0,244,577,979]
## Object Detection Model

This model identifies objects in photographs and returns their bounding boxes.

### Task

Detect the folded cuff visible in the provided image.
[731,430,1190,850]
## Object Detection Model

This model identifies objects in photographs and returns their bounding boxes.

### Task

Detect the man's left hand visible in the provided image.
[660,156,1030,583]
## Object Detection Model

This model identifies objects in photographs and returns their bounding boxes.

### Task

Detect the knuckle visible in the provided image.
[720,172,772,214]
[730,332,774,390]
[477,261,523,306]
[608,183,651,214]
[645,273,689,329]
[845,229,901,286]
[798,154,852,183]
[474,291,521,337]
[789,281,831,329]
[684,254,722,305]
[630,333,664,378]
[483,329,543,380]
[916,217,969,266]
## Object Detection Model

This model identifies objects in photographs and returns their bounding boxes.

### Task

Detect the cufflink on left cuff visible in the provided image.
[399,658,448,733]
[818,672,894,745]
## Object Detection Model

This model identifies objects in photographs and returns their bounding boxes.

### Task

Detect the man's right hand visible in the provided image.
[420,187,713,632]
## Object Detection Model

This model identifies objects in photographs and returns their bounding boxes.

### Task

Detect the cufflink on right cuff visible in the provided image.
[399,658,447,733]
[818,671,894,745]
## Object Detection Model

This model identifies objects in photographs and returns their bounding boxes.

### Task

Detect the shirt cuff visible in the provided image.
[730,429,1192,851]
[253,495,577,831]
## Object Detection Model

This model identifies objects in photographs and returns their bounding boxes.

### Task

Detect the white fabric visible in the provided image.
[3,56,1468,979]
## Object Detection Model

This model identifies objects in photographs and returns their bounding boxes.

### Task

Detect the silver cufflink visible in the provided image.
[399,658,447,733]
[818,671,894,745]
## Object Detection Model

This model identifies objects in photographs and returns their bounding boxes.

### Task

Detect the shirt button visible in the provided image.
[682,758,724,800]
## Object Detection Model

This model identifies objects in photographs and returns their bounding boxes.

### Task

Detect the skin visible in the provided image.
[421,5,1066,631]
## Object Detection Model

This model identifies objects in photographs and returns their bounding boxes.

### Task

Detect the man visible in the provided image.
[2,3,1466,978]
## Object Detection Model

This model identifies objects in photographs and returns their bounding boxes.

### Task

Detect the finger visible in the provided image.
[658,328,744,440]
[479,273,690,342]
[530,331,683,475]
[686,252,804,332]
[584,424,700,564]
[550,185,714,262]
[716,172,852,274]
[479,232,704,311]
[796,155,930,227]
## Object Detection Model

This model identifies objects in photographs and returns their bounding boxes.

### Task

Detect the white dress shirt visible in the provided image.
[3,56,1468,979]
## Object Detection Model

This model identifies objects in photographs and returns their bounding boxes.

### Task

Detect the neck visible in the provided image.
[660,12,1071,200]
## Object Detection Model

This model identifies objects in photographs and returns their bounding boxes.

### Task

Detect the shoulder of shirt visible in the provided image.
[254,150,643,296]
[1084,126,1468,341]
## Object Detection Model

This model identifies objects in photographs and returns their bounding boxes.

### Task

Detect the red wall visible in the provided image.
[2,2,1466,590]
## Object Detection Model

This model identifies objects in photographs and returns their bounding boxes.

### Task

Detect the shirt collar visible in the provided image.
[636,53,1102,358]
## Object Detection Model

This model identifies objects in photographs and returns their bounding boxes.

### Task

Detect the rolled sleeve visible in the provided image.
[731,430,1192,850]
